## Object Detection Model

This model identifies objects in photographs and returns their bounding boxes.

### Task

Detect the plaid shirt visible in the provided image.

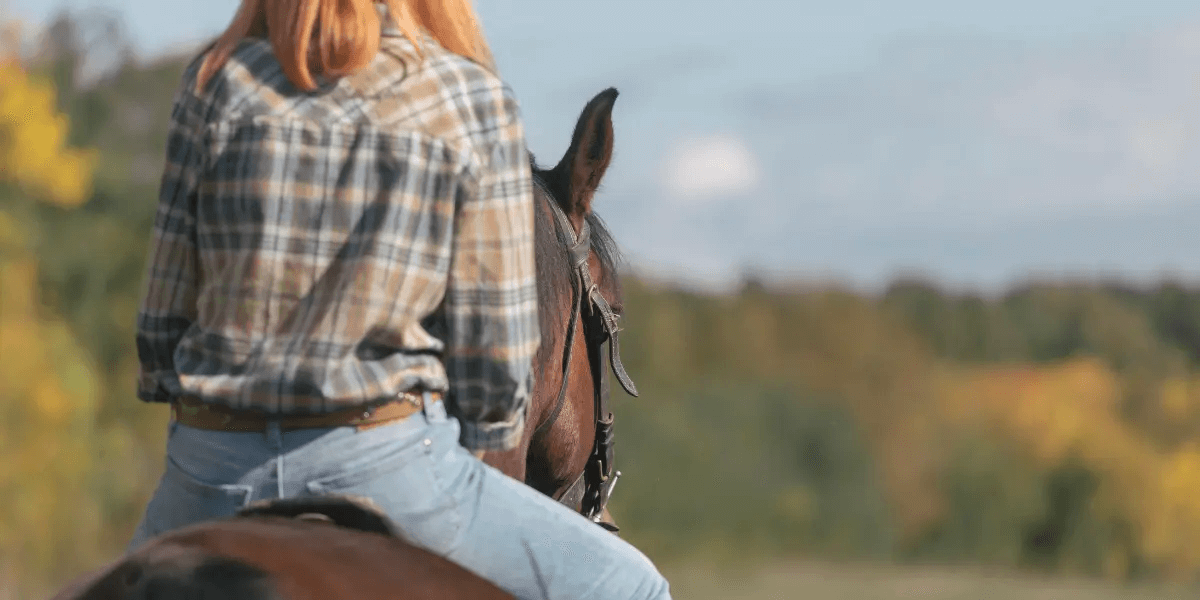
[135,29,539,451]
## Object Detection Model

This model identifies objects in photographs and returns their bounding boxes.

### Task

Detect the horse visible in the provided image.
[47,87,640,600]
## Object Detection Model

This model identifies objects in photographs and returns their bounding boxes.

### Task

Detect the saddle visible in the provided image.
[235,495,401,538]
[237,495,622,536]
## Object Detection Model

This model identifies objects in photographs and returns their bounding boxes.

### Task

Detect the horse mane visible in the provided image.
[530,154,623,369]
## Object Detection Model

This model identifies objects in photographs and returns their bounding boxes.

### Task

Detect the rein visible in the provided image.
[531,180,638,529]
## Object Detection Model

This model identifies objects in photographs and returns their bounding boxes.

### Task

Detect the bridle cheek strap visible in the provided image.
[534,190,639,529]
[587,285,637,398]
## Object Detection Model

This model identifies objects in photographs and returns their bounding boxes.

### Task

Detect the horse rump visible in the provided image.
[234,494,400,537]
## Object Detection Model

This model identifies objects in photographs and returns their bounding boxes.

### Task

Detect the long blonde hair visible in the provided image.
[195,0,494,92]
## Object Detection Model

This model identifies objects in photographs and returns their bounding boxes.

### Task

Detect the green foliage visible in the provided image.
[883,278,1189,373]
[610,380,893,562]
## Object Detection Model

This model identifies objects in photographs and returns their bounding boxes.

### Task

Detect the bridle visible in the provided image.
[530,178,639,531]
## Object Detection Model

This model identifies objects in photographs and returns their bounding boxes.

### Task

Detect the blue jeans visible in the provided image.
[128,394,670,600]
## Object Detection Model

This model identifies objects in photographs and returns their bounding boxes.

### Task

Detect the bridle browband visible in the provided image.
[531,178,638,530]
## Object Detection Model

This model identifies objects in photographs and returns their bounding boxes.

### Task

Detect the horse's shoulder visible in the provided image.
[235,495,401,538]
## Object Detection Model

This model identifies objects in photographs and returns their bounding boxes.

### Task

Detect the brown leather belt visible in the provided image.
[170,391,437,433]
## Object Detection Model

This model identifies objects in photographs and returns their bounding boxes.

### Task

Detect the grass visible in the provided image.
[661,560,1198,600]
[13,557,1199,599]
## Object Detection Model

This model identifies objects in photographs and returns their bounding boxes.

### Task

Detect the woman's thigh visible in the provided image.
[437,443,671,600]
[298,401,671,600]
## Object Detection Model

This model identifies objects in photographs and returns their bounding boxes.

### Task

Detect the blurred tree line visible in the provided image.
[4,10,1200,597]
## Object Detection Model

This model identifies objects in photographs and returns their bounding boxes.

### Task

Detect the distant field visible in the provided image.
[662,561,1198,600]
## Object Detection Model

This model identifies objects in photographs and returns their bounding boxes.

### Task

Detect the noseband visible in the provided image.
[532,180,638,529]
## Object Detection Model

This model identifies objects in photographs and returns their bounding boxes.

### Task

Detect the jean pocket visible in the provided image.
[143,457,253,538]
[303,425,464,555]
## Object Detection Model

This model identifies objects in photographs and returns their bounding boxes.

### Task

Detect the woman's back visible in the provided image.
[139,27,538,427]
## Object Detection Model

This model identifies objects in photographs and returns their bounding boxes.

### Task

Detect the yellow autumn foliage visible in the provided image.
[0,40,104,595]
[0,58,96,208]
[935,357,1200,580]
[0,257,103,560]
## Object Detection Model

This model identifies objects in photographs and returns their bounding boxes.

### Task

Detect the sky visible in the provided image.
[8,0,1200,292]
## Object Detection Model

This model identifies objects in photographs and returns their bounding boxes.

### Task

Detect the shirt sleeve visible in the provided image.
[442,85,540,451]
[134,78,206,403]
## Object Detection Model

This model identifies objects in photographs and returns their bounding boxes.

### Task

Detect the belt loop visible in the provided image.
[421,391,446,421]
[265,419,283,450]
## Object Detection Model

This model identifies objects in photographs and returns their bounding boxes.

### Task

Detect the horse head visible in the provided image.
[481,87,639,530]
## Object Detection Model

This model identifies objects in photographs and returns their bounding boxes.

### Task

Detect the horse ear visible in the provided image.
[550,88,618,220]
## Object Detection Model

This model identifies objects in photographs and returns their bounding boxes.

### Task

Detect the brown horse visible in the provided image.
[48,87,639,600]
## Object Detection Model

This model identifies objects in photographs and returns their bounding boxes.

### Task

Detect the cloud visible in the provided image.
[660,134,761,204]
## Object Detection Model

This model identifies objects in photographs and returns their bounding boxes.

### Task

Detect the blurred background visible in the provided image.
[4,0,1200,598]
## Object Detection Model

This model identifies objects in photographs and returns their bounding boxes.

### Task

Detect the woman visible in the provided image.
[128,0,671,598]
